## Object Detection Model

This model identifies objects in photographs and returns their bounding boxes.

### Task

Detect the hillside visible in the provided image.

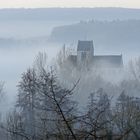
[49,20,140,51]
[0,8,140,21]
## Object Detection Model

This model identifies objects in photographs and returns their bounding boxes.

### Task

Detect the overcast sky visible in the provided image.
[0,0,139,9]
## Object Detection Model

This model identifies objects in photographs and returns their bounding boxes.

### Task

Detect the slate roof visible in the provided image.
[77,40,93,51]
[93,55,123,67]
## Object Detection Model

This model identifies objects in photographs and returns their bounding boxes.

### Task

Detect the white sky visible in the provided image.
[0,0,140,8]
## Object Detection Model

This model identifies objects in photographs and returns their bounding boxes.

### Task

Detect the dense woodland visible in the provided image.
[0,51,139,140]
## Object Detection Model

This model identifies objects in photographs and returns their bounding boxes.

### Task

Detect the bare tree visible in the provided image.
[77,89,113,140]
[5,110,28,140]
[37,67,79,140]
[114,91,140,140]
[17,68,39,140]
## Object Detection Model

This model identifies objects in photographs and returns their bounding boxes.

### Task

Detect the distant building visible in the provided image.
[68,40,123,68]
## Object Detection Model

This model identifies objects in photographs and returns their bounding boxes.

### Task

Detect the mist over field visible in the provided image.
[0,7,139,110]
[0,7,140,140]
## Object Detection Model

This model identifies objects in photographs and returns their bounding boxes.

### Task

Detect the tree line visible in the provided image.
[0,53,140,140]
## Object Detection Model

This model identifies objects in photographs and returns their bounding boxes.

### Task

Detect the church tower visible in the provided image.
[77,40,94,65]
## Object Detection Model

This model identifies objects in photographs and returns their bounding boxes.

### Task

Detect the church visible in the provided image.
[68,40,123,68]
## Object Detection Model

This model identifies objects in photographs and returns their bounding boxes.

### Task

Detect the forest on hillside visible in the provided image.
[49,20,140,48]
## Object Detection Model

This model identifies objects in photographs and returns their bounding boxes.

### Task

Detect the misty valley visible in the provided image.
[0,8,140,140]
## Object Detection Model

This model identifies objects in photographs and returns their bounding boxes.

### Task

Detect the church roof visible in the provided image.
[93,55,123,67]
[68,40,123,68]
[77,40,93,52]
